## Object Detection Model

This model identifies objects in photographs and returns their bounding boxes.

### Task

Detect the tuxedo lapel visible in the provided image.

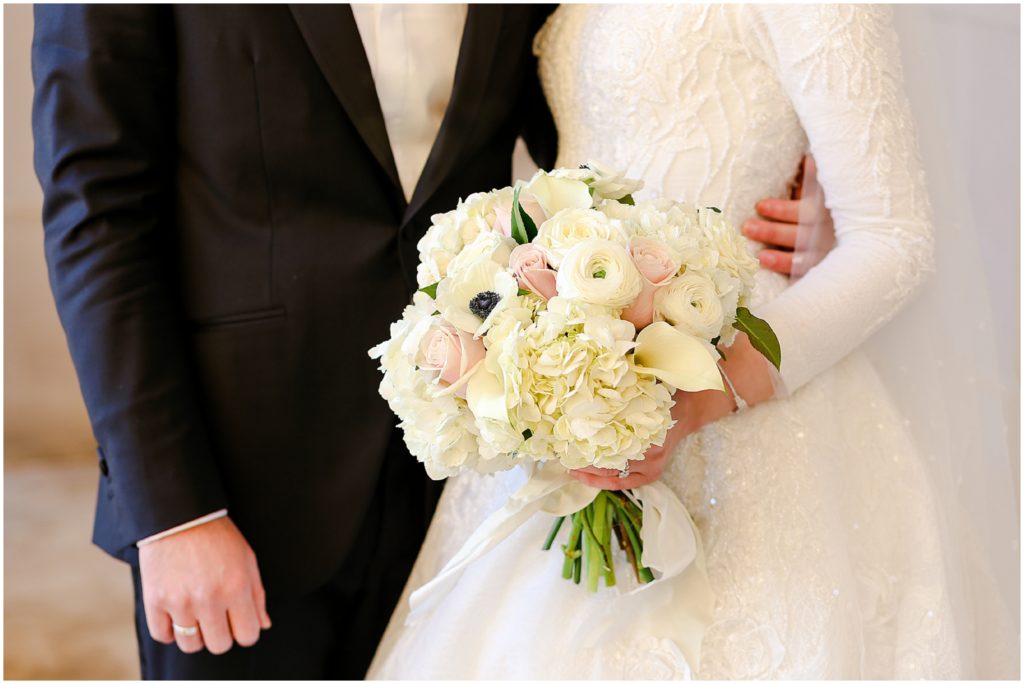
[289,4,403,194]
[402,6,505,226]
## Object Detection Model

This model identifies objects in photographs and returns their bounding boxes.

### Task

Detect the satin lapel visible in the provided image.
[289,4,402,193]
[402,6,504,226]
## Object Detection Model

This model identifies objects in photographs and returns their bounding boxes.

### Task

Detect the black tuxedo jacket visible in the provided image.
[32,4,557,595]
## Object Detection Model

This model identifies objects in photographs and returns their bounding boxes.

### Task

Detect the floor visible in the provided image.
[4,460,139,679]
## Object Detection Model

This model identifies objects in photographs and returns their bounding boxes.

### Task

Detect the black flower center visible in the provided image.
[469,291,501,320]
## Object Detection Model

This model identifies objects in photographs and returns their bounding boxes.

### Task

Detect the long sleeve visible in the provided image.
[32,5,228,552]
[752,5,934,393]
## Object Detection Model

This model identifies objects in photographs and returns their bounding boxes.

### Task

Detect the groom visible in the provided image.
[32,3,822,680]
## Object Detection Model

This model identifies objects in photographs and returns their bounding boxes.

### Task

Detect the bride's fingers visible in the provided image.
[568,466,656,491]
[568,470,621,490]
[573,465,619,477]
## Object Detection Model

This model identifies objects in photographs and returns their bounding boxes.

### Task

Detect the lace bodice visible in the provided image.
[536,4,934,392]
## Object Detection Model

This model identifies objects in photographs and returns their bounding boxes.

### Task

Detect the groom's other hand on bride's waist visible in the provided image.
[745,155,834,276]
[138,516,272,655]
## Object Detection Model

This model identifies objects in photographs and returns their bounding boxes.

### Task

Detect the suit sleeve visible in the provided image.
[32,5,228,551]
[519,5,559,169]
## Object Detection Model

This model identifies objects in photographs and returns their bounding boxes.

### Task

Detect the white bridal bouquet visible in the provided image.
[370,163,780,592]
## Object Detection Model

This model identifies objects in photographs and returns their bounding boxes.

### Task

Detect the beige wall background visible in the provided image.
[4,4,138,679]
[4,3,1019,680]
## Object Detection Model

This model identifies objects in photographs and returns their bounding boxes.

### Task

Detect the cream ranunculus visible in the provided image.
[653,271,725,340]
[435,259,520,336]
[534,208,625,267]
[555,238,643,309]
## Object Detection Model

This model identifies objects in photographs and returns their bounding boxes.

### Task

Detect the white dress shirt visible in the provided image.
[138,4,468,548]
[352,3,468,200]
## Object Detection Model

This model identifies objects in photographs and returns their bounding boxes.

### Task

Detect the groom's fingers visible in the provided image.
[227,597,262,648]
[167,609,204,654]
[144,607,175,645]
[196,607,233,655]
[252,576,272,630]
[757,249,795,275]
[756,197,801,224]
[743,218,798,249]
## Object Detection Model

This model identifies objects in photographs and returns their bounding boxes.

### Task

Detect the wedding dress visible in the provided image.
[369,5,995,678]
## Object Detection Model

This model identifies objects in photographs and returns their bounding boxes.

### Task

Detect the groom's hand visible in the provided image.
[139,516,272,655]
[744,155,834,275]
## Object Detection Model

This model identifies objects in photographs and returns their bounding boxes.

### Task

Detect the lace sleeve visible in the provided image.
[751,4,935,394]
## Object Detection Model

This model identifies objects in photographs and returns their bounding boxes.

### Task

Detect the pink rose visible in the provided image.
[493,192,547,238]
[620,237,679,330]
[509,243,558,300]
[418,322,486,398]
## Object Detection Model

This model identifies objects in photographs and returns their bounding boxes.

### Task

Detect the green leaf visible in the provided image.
[619,194,635,206]
[510,185,538,245]
[734,307,781,370]
[707,206,722,213]
[710,335,727,361]
[418,282,438,298]
[518,288,532,297]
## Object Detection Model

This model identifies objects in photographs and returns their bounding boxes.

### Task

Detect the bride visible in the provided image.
[369,5,1014,679]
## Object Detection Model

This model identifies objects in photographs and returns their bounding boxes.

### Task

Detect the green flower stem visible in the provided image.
[543,516,565,551]
[607,494,654,584]
[592,494,608,556]
[573,554,582,584]
[561,513,583,580]
[603,499,617,587]
[615,518,642,583]
[581,506,601,592]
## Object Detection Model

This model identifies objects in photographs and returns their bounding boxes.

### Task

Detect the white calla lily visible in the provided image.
[633,322,725,392]
[466,365,510,424]
[524,171,593,217]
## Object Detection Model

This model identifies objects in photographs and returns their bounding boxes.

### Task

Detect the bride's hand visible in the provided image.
[568,332,776,490]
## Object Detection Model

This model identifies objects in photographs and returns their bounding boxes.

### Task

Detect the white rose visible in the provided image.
[555,238,643,309]
[447,231,516,277]
[435,259,520,336]
[654,272,725,340]
[535,208,626,267]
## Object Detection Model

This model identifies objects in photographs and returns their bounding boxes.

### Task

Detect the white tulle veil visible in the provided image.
[792,7,1020,677]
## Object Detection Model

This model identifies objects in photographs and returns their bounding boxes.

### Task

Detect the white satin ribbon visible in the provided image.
[407,462,715,672]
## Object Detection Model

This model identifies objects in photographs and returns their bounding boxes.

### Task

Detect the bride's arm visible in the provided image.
[731,4,934,401]
[572,6,935,490]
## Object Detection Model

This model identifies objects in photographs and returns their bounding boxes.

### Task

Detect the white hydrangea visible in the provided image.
[492,305,674,471]
[369,292,486,479]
